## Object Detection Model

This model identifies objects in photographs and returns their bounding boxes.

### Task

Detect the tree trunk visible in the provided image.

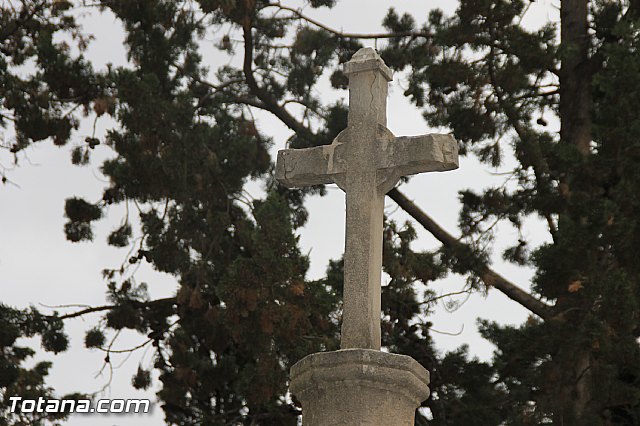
[560,0,592,155]
[555,0,594,423]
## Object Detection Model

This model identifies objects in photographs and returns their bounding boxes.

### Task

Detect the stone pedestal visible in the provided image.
[290,349,430,426]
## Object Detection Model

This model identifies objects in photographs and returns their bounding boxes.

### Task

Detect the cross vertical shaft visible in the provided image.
[340,49,392,349]
[342,185,384,349]
[275,47,458,353]
[283,48,456,426]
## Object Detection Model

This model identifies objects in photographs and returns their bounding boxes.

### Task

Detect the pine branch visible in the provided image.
[422,289,473,305]
[96,319,180,354]
[171,60,244,92]
[57,297,176,320]
[0,0,48,43]
[588,0,640,78]
[387,187,553,320]
[231,96,268,110]
[263,2,432,40]
[242,21,315,142]
[487,45,558,239]
[244,4,554,319]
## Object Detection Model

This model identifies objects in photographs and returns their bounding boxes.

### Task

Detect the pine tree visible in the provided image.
[382,0,640,423]
[1,2,100,423]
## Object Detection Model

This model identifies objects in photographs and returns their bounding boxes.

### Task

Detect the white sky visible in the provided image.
[0,1,560,424]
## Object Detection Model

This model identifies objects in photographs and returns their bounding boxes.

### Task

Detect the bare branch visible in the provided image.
[57,297,176,320]
[97,337,153,354]
[242,18,315,141]
[171,61,244,92]
[263,2,432,40]
[422,289,473,306]
[428,323,465,336]
[231,96,268,110]
[387,187,553,320]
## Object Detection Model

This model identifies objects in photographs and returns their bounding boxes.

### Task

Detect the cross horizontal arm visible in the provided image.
[275,144,345,188]
[378,134,459,177]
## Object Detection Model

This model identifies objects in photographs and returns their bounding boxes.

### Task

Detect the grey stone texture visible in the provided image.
[277,48,459,424]
[276,47,458,350]
[290,349,430,426]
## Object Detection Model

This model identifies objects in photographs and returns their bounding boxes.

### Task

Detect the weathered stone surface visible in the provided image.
[275,47,459,350]
[275,129,458,193]
[276,47,451,426]
[290,349,430,426]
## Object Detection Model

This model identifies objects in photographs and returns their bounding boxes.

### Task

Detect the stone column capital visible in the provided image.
[290,349,430,425]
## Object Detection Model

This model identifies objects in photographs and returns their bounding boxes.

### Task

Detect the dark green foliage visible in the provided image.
[0,306,68,356]
[63,197,102,242]
[378,0,640,423]
[64,198,101,223]
[84,327,106,349]
[0,305,77,425]
[430,346,508,425]
[107,223,132,247]
[63,221,93,242]
[132,365,152,390]
[0,0,105,169]
[70,146,91,165]
[40,316,69,354]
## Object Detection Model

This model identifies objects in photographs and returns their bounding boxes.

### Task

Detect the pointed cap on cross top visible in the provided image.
[344,47,393,81]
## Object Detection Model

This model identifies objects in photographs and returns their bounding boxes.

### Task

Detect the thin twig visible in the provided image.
[422,289,474,305]
[263,2,433,40]
[428,323,465,336]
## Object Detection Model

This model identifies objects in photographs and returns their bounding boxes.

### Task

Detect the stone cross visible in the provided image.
[275,48,458,350]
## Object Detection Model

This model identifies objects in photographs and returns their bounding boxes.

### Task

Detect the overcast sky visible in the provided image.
[0,1,559,424]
